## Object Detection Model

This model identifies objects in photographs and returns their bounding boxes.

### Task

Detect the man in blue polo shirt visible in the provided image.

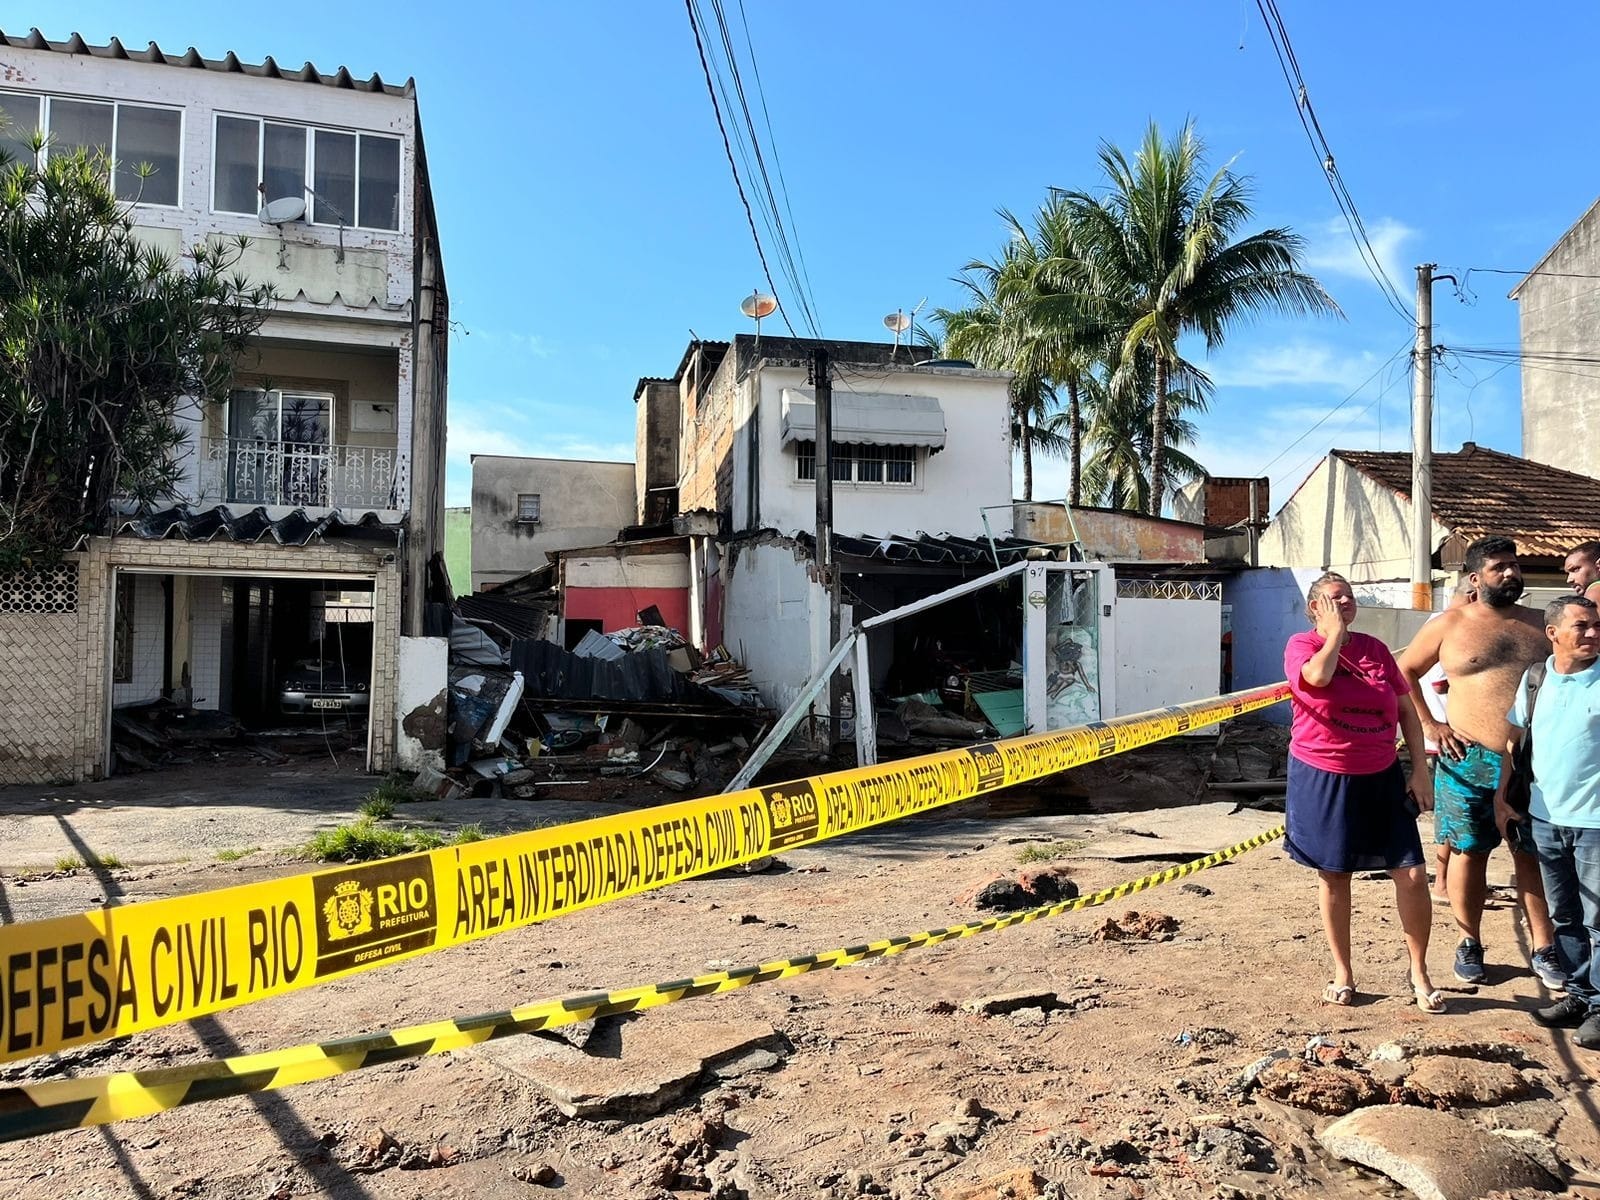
[1498,594,1600,1049]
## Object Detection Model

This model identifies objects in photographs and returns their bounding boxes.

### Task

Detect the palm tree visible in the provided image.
[1057,120,1338,514]
[1080,366,1206,512]
[935,205,1102,502]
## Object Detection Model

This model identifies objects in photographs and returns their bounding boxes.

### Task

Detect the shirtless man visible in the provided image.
[1397,536,1561,988]
[1563,541,1600,605]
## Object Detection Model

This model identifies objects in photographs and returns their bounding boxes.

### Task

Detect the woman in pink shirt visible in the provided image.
[1285,573,1442,1013]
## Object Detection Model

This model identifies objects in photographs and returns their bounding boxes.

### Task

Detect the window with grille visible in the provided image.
[794,441,915,486]
[517,493,542,523]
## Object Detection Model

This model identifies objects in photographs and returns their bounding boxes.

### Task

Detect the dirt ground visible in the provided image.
[1,737,1597,1200]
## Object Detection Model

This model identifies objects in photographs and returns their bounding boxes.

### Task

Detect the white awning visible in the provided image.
[780,388,946,449]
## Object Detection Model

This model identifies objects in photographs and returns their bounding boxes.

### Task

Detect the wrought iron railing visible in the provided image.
[195,438,399,510]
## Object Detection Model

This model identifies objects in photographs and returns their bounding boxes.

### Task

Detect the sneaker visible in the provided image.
[1576,1012,1600,1051]
[1535,994,1589,1028]
[1454,938,1487,984]
[1531,945,1567,990]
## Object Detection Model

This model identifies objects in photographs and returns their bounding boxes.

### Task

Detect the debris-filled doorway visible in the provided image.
[108,569,378,774]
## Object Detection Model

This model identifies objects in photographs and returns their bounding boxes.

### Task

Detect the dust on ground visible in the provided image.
[1,735,1596,1200]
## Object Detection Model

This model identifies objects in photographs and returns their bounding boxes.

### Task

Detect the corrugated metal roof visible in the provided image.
[1334,443,1600,558]
[0,28,414,97]
[114,504,400,546]
[801,532,1052,566]
[455,593,554,642]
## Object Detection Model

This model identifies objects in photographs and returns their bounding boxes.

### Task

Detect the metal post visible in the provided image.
[1411,263,1435,611]
[812,345,841,747]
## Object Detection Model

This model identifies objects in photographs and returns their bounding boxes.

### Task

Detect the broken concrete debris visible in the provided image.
[1092,910,1181,942]
[1319,1106,1562,1199]
[958,865,1079,912]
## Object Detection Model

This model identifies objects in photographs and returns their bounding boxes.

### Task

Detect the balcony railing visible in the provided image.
[195,437,400,510]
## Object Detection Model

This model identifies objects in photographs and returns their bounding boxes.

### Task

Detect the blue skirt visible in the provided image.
[1285,754,1424,873]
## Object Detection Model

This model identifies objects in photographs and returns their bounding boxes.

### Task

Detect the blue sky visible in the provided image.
[26,2,1600,511]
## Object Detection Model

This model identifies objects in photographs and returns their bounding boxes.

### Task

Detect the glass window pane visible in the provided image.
[855,444,884,483]
[886,447,914,484]
[228,389,275,440]
[0,92,41,166]
[262,122,305,204]
[313,129,355,225]
[795,441,815,482]
[280,392,332,446]
[114,104,180,205]
[830,443,853,482]
[48,99,113,169]
[214,116,260,213]
[357,134,399,230]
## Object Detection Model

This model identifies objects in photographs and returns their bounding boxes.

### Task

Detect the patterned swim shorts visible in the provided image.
[1433,743,1504,854]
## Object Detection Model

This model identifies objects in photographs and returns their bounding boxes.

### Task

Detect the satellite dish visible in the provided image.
[740,292,778,320]
[259,196,307,225]
[883,311,911,334]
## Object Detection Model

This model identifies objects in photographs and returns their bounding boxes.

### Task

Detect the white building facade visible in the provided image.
[0,32,449,781]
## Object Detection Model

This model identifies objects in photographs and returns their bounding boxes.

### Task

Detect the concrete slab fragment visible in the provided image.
[475,1017,787,1120]
[1318,1106,1562,1200]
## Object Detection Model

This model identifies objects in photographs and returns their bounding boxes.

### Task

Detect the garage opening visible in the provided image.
[109,570,376,772]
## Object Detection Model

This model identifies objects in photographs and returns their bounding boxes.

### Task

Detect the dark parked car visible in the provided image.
[278,658,370,716]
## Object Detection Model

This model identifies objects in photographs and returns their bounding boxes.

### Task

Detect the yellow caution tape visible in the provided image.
[0,685,1289,1063]
[0,825,1284,1142]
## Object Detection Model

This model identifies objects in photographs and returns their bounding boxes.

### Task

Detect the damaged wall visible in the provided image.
[396,636,448,771]
[561,547,691,637]
[722,538,842,712]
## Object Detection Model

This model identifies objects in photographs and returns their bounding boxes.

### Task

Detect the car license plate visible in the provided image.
[312,698,344,710]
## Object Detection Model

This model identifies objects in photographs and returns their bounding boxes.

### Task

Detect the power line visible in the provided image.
[683,0,801,338]
[1252,0,1414,325]
[1252,341,1412,478]
[1267,358,1414,498]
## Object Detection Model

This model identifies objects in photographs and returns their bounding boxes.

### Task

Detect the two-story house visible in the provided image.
[0,31,448,783]
[631,334,1022,711]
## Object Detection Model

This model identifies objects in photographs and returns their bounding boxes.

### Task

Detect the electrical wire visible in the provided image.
[683,0,800,338]
[1252,0,1414,325]
[685,0,823,340]
[1266,357,1413,498]
[1252,341,1411,478]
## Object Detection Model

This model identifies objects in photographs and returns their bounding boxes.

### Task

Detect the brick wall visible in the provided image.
[679,352,740,514]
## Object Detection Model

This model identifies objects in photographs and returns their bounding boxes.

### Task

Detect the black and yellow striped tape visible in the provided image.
[0,684,1290,1063]
[0,824,1284,1143]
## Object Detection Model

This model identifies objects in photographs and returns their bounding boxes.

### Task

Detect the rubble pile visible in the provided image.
[432,609,770,803]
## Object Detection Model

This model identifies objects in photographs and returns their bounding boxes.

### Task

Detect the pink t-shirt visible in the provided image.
[1284,630,1409,774]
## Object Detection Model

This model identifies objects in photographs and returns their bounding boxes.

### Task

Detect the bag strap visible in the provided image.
[1526,659,1547,723]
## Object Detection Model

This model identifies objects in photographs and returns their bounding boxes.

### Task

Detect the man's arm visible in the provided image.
[1396,618,1468,760]
[1585,580,1600,605]
[1493,730,1525,839]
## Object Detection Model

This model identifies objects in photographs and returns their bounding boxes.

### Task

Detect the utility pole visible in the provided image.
[1411,264,1435,612]
[1410,264,1456,611]
[811,345,841,746]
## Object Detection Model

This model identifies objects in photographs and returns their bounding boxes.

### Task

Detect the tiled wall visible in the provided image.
[112,574,165,707]
[189,576,226,711]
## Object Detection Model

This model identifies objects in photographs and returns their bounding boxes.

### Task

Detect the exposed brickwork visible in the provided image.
[679,350,739,515]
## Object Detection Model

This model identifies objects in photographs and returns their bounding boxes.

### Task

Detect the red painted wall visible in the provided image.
[565,586,690,636]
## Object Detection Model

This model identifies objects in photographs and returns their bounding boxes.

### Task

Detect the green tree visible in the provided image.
[1079,365,1206,512]
[934,204,1098,502]
[1057,120,1338,514]
[0,143,273,568]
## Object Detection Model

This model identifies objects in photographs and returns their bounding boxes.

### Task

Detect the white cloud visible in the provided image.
[464,329,553,357]
[1210,341,1385,391]
[1302,216,1415,298]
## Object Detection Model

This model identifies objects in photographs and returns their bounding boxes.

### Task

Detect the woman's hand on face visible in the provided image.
[1312,595,1348,643]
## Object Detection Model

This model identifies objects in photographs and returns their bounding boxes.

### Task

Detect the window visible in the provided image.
[213,114,401,230]
[517,494,542,523]
[794,441,916,486]
[0,92,40,165]
[2,93,184,205]
[114,575,135,684]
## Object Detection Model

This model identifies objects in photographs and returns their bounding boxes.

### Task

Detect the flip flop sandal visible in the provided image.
[1413,986,1447,1015]
[1322,983,1356,1006]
